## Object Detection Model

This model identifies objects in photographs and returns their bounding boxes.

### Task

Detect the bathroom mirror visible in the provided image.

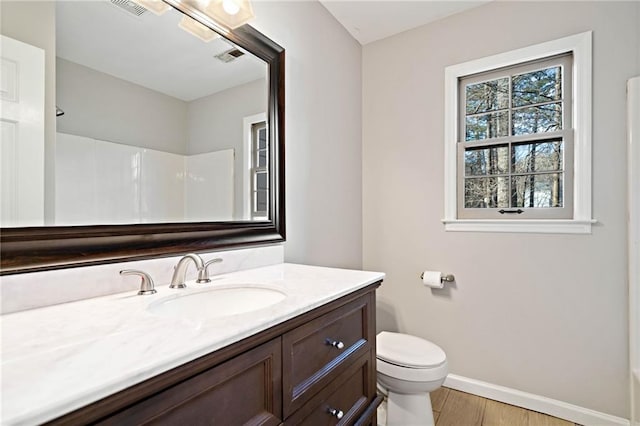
[0,0,285,274]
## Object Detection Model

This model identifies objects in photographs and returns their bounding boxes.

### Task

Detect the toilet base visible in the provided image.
[384,390,435,426]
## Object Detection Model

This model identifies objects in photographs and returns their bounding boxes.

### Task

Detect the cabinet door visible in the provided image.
[98,338,282,426]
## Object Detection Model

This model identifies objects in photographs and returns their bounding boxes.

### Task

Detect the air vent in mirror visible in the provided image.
[109,0,148,17]
[215,48,245,63]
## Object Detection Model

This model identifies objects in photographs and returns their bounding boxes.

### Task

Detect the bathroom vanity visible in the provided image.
[0,264,384,425]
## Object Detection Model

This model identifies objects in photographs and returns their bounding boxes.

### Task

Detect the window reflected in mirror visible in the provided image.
[251,120,268,219]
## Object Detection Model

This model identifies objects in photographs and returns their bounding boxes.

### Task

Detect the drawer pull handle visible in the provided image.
[328,408,344,419]
[326,339,345,349]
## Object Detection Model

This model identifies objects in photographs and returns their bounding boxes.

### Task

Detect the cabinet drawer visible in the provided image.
[284,353,373,426]
[97,338,282,426]
[283,295,373,416]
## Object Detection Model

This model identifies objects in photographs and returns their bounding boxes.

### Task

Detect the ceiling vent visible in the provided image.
[109,0,148,17]
[215,48,245,63]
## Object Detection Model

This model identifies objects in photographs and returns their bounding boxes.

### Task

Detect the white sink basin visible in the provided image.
[148,285,287,321]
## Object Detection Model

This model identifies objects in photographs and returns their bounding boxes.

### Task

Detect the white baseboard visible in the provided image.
[443,374,629,426]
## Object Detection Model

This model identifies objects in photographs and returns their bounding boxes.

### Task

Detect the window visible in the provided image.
[243,113,268,220]
[443,32,594,233]
[459,54,572,219]
[250,120,268,220]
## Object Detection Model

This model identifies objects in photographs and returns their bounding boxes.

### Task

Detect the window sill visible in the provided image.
[442,219,597,234]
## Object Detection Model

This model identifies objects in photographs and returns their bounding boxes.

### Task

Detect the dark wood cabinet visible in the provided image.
[97,338,282,426]
[284,353,374,425]
[282,295,374,417]
[47,283,381,426]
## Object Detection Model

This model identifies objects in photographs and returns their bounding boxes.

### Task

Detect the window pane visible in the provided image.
[464,145,509,176]
[512,173,563,208]
[257,149,267,168]
[255,171,268,190]
[258,127,267,149]
[465,78,509,114]
[464,177,509,208]
[512,140,563,173]
[465,111,509,141]
[256,190,268,212]
[512,66,562,107]
[512,102,562,135]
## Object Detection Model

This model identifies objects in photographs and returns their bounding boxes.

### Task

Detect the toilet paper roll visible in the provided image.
[422,271,444,289]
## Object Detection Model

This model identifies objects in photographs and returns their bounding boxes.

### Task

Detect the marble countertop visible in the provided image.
[0,263,384,425]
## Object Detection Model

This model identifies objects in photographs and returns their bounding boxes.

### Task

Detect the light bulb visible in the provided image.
[222,0,240,15]
[204,0,254,29]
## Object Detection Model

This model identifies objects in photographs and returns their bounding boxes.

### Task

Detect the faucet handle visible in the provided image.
[196,258,223,283]
[120,270,157,296]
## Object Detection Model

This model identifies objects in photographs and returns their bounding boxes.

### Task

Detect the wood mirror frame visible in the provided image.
[0,2,285,275]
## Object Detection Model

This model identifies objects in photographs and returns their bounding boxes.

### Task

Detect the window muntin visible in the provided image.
[457,53,573,219]
[251,121,268,219]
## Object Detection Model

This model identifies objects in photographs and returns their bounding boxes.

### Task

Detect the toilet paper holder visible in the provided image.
[420,272,455,283]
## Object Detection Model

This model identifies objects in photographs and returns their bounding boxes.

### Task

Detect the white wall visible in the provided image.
[56,58,189,154]
[55,133,185,225]
[363,1,639,419]
[185,149,234,221]
[55,133,238,224]
[251,1,363,269]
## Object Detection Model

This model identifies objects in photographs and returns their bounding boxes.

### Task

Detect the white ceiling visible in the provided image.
[56,1,267,102]
[318,0,491,45]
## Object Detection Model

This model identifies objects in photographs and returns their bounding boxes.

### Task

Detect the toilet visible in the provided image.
[376,331,448,426]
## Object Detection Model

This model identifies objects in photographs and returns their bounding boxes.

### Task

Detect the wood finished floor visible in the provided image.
[431,387,581,426]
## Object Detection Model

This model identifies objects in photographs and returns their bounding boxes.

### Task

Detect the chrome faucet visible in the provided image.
[196,258,223,283]
[170,253,204,289]
[120,270,157,295]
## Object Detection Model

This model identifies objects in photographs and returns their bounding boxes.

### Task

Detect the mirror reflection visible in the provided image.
[2,0,269,228]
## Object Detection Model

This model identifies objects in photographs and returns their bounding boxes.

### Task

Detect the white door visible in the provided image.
[0,35,45,227]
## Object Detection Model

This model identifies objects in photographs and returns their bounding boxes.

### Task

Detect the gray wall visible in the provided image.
[363,1,639,418]
[0,1,56,223]
[188,78,266,155]
[56,58,189,154]
[188,78,267,217]
[251,1,363,269]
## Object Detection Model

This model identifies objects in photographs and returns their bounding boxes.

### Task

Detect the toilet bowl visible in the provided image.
[376,332,448,426]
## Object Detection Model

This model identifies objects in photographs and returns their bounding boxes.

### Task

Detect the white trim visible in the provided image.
[443,31,593,233]
[627,76,640,426]
[442,218,595,234]
[242,112,267,220]
[443,374,630,426]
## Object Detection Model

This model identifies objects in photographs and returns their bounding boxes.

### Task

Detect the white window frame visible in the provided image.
[242,112,268,220]
[443,31,594,234]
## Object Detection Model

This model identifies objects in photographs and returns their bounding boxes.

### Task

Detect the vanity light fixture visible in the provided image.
[178,15,220,42]
[131,0,171,15]
[204,0,254,29]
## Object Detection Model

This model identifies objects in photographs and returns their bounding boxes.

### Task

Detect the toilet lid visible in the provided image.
[377,331,446,368]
